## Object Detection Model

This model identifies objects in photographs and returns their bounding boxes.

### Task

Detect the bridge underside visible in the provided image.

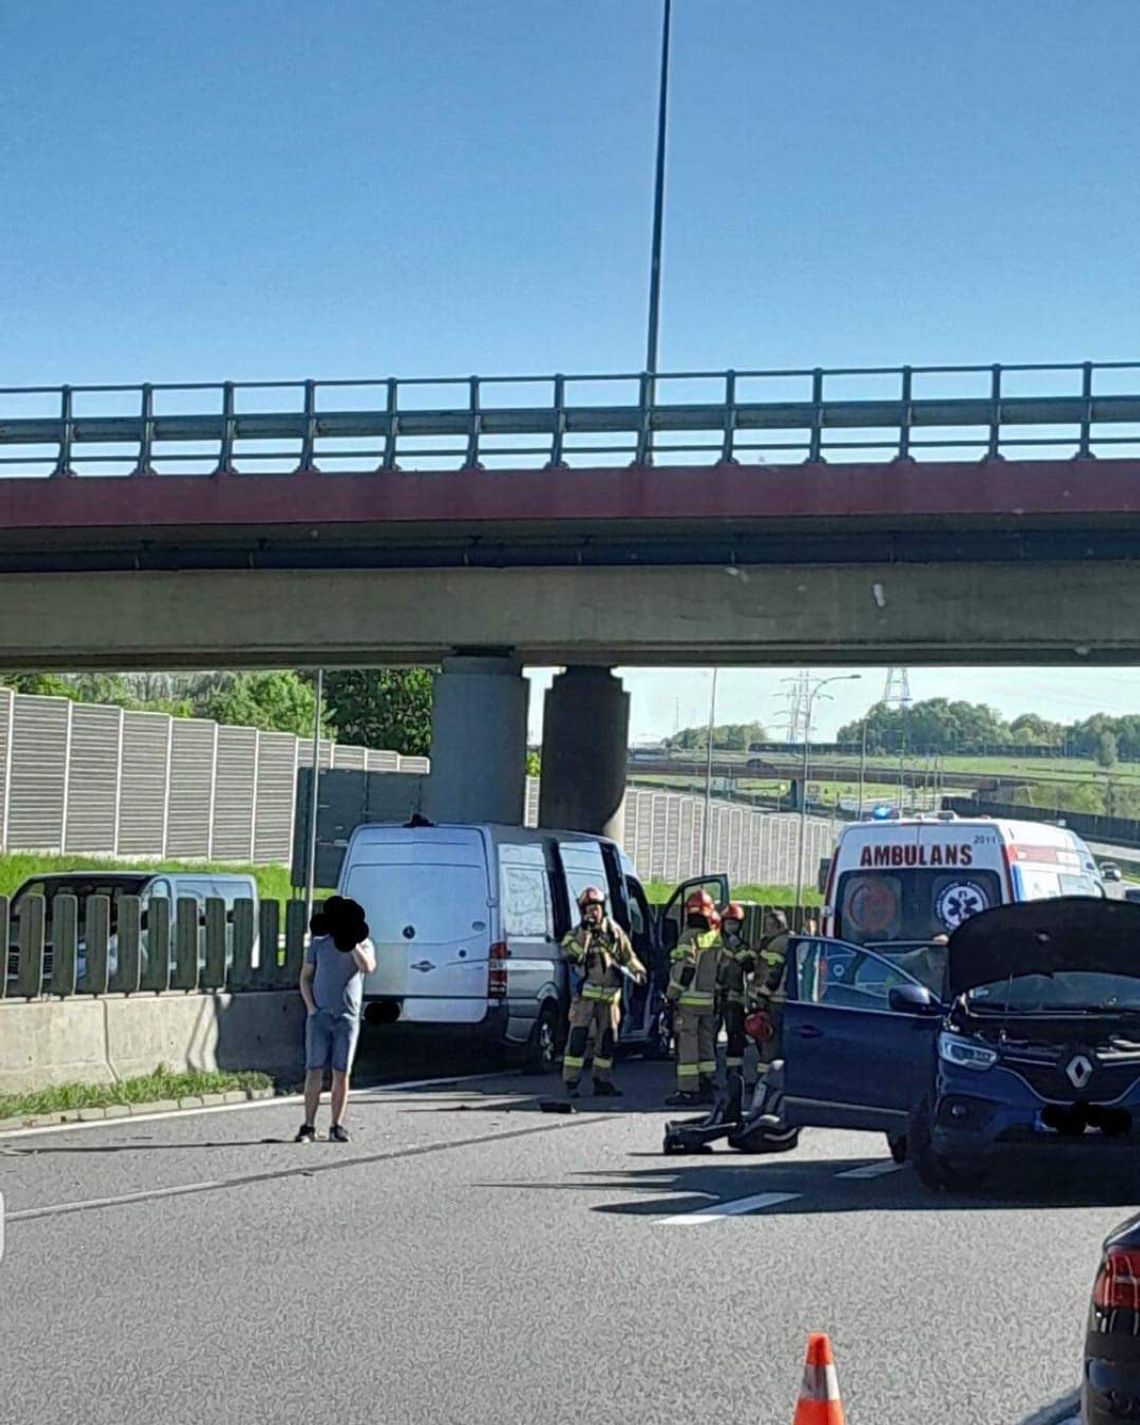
[0,559,1137,670]
[2,458,1139,668]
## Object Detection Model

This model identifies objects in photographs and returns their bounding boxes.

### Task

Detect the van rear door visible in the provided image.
[344,829,492,1022]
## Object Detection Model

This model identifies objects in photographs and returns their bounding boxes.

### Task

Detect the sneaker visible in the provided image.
[294,1123,316,1143]
[329,1124,350,1143]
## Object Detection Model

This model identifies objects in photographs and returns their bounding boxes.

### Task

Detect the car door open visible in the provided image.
[783,936,943,1133]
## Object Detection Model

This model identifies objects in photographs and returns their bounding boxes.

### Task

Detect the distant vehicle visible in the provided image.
[1101,861,1123,883]
[5,870,259,988]
[784,897,1140,1190]
[819,814,1104,944]
[338,820,726,1071]
[1084,1212,1140,1424]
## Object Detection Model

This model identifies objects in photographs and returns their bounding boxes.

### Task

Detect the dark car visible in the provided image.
[782,897,1140,1189]
[1084,1214,1140,1424]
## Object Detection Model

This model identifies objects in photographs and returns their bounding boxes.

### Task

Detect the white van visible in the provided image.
[819,814,1103,944]
[338,820,725,1071]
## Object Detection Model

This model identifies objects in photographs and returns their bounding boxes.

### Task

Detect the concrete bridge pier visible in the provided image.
[539,666,630,843]
[422,653,529,824]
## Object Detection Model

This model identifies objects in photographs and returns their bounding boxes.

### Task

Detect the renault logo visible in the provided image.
[1066,1054,1094,1090]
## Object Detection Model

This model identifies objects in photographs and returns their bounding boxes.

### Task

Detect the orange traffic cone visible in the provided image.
[792,1332,845,1425]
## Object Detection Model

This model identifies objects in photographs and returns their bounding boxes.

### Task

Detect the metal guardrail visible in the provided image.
[1,361,1139,476]
[0,895,304,997]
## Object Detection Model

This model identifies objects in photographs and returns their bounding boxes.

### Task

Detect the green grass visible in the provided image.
[0,1064,273,1121]
[643,881,820,907]
[0,852,296,910]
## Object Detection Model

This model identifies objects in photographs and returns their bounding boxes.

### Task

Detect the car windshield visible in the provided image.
[967,971,1140,1013]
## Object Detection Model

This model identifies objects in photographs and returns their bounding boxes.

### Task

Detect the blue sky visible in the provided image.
[3,0,1140,739]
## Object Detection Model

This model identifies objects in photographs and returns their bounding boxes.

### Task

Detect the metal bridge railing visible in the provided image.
[2,361,1140,477]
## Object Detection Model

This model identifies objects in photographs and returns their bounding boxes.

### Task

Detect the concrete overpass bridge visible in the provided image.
[2,360,1139,839]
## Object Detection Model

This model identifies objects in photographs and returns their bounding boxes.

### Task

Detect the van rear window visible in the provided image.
[835,869,1002,944]
[344,864,488,943]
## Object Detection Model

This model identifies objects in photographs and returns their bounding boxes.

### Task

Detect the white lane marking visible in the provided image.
[658,1191,800,1225]
[8,1178,225,1222]
[0,1068,520,1141]
[836,1161,904,1180]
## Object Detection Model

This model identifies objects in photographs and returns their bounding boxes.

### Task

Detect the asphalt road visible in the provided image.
[0,1058,1122,1425]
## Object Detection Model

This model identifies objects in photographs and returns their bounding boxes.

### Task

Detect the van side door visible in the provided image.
[658,874,730,953]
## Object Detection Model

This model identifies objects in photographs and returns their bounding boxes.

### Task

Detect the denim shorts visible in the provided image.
[305,1009,361,1074]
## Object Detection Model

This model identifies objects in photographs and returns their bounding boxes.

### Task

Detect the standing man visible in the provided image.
[561,886,646,1099]
[717,901,755,1080]
[297,895,377,1143]
[749,908,790,1113]
[665,889,723,1106]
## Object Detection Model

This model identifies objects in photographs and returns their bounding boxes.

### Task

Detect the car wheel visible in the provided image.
[887,1132,908,1164]
[908,1099,987,1191]
[522,1003,559,1074]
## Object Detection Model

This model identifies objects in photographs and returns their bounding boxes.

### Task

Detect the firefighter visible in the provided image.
[717,901,755,1079]
[665,889,724,1106]
[749,908,791,1110]
[561,886,646,1098]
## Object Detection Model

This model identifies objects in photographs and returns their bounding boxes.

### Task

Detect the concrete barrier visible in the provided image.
[0,990,306,1094]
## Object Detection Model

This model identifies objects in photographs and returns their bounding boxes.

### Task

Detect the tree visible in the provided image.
[200,671,322,738]
[526,750,541,777]
[1096,729,1119,769]
[321,669,433,756]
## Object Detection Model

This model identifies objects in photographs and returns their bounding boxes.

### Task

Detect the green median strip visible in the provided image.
[0,1064,274,1122]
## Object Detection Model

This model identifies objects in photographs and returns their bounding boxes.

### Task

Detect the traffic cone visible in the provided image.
[792,1333,845,1424]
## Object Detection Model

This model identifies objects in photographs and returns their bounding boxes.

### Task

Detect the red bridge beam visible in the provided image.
[2,458,1140,534]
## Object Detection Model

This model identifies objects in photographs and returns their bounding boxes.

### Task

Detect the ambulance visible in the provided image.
[819,813,1104,945]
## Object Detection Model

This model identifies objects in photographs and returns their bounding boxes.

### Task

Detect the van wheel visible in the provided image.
[646,1008,673,1061]
[522,1003,559,1074]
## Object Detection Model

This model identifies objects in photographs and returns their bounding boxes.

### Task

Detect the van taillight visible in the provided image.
[489,942,510,999]
[1093,1250,1140,1312]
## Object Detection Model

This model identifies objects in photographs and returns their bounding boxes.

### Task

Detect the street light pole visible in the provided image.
[795,674,861,916]
[858,716,868,820]
[645,0,672,382]
[701,666,718,875]
[304,668,324,932]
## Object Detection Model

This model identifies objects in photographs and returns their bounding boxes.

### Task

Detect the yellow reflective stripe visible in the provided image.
[679,992,714,1009]
[582,985,620,1003]
[563,1055,585,1069]
[725,1057,744,1068]
[593,1057,613,1070]
[677,1064,700,1078]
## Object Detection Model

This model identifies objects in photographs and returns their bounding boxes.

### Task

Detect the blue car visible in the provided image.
[783,897,1140,1189]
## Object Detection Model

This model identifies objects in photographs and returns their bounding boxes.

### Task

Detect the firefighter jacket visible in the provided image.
[717,932,756,1006]
[750,930,790,1006]
[666,928,723,1014]
[561,918,644,1005]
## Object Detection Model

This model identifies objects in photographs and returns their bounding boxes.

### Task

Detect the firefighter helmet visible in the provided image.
[577,886,606,909]
[684,889,716,917]
[745,1008,775,1043]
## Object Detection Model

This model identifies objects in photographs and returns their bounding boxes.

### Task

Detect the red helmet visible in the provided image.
[745,1008,775,1043]
[723,902,745,923]
[684,889,716,917]
[577,886,605,909]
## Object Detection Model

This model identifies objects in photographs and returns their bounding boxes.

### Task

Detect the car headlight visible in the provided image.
[938,1032,998,1072]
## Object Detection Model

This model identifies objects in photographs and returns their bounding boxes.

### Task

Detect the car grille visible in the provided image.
[1004,1050,1140,1104]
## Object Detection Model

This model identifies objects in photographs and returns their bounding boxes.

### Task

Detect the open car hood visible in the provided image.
[947,896,1140,998]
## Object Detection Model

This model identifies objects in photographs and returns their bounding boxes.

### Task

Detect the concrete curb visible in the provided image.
[1018,1390,1080,1425]
[0,1085,275,1136]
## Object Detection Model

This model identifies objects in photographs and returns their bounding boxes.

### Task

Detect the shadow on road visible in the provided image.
[477,1150,1140,1217]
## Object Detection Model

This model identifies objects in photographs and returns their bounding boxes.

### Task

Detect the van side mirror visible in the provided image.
[817,857,832,895]
[889,982,942,1015]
